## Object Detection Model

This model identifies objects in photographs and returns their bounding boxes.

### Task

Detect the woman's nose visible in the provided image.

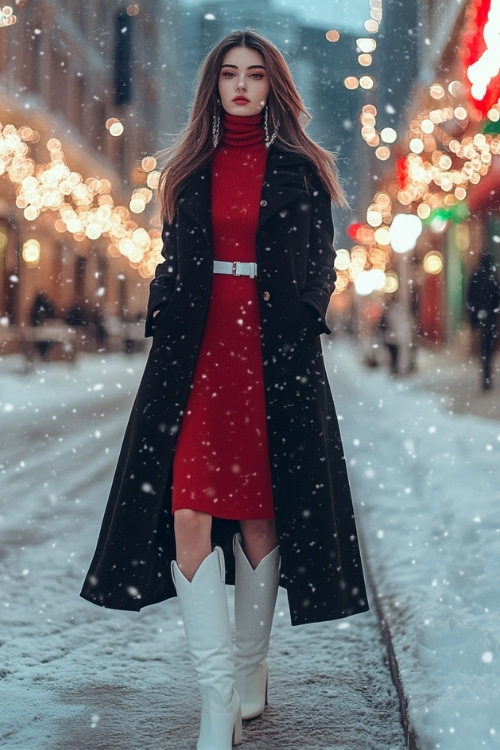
[235,77,246,90]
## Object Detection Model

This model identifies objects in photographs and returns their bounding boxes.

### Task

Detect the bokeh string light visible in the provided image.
[338,102,500,294]
[334,0,500,296]
[0,5,16,27]
[0,122,163,278]
[346,96,500,294]
[332,0,384,294]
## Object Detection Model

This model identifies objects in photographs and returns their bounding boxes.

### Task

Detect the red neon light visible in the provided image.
[461,0,500,115]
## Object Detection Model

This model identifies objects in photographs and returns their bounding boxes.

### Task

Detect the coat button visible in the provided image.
[260,199,267,206]
[263,291,271,302]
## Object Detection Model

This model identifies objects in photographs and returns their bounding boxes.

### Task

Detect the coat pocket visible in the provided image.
[300,301,324,336]
[148,289,182,337]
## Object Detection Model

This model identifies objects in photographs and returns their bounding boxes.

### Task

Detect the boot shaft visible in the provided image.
[234,533,281,660]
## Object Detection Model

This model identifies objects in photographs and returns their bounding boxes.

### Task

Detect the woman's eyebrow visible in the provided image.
[220,63,266,70]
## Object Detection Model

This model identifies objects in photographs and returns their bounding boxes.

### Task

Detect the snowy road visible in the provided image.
[0,353,405,750]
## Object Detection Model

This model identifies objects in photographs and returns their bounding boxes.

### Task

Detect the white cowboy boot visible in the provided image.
[233,533,281,720]
[171,547,242,749]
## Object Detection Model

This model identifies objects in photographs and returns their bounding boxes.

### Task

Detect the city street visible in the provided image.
[0,350,405,750]
[2,2,500,748]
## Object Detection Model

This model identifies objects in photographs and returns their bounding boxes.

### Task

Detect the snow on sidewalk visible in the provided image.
[0,352,405,750]
[325,339,500,750]
[2,341,500,749]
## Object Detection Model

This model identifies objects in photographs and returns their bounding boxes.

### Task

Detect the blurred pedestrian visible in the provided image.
[81,29,368,749]
[64,303,87,327]
[29,291,57,360]
[359,295,384,368]
[379,294,413,376]
[89,306,108,350]
[466,252,500,391]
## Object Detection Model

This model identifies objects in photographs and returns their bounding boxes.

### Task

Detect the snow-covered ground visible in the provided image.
[1,338,499,749]
[325,340,500,750]
[0,351,404,750]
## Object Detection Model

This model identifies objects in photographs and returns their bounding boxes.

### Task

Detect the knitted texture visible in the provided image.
[172,114,274,520]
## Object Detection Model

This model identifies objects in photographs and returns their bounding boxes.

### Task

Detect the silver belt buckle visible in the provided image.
[232,261,238,276]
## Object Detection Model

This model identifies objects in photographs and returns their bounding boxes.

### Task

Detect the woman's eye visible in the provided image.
[251,73,264,79]
[222,71,235,78]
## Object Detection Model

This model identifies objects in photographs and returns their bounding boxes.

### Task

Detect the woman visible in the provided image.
[81,29,368,749]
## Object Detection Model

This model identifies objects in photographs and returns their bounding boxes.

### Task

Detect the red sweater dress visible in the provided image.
[171,113,275,520]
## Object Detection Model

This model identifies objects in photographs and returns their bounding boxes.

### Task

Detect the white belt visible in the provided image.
[213,260,257,279]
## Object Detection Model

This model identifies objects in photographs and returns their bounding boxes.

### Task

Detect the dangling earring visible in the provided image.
[212,99,221,149]
[264,106,278,149]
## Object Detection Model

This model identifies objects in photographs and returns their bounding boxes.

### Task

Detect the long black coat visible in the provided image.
[80,147,368,625]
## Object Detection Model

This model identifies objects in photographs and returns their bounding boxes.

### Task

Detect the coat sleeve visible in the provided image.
[300,170,336,335]
[145,219,179,337]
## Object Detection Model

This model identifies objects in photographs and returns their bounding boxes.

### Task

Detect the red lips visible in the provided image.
[232,96,250,104]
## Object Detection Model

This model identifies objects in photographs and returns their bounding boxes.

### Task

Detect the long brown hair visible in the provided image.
[158,29,347,222]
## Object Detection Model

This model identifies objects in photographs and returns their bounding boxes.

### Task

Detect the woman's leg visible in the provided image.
[174,508,213,580]
[480,329,494,390]
[239,519,278,568]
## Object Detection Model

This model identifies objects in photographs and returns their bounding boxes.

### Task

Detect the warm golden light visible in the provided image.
[374,226,391,245]
[359,76,375,90]
[326,29,340,42]
[374,192,391,208]
[334,248,350,271]
[358,54,373,67]
[438,154,452,170]
[380,127,397,143]
[141,156,157,172]
[423,251,444,275]
[344,76,359,90]
[0,122,164,278]
[109,121,124,137]
[384,272,399,294]
[349,31,500,296]
[22,238,41,266]
[356,37,377,53]
[375,146,391,160]
[448,80,463,97]
[146,171,160,190]
[429,84,445,100]
[364,19,379,33]
[417,203,431,220]
[367,206,383,227]
[0,5,16,27]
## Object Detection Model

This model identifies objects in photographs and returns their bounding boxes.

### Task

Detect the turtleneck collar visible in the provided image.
[221,112,265,147]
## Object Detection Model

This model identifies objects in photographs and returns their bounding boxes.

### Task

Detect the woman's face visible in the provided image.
[218,46,270,116]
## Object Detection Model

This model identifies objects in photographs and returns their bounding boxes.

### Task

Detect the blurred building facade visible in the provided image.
[401,0,499,347]
[0,1,180,353]
[352,0,500,353]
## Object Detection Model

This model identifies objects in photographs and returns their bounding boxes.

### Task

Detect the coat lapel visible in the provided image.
[175,149,311,235]
[258,147,310,228]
